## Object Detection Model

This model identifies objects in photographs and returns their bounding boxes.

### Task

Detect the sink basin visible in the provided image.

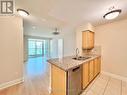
[72,56,91,60]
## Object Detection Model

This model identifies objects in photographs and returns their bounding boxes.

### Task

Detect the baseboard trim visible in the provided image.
[0,78,24,90]
[101,71,127,82]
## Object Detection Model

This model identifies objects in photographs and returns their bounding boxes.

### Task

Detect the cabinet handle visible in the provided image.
[72,66,80,72]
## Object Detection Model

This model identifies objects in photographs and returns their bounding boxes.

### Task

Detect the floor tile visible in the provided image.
[103,78,121,95]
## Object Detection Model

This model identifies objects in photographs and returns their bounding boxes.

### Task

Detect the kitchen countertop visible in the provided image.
[47,54,101,71]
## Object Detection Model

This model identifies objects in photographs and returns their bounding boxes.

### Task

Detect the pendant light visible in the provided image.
[52,28,60,35]
[103,7,122,20]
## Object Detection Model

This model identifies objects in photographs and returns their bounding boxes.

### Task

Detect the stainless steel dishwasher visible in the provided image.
[67,66,82,95]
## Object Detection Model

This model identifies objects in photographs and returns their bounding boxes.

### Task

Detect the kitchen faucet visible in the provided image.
[76,48,79,59]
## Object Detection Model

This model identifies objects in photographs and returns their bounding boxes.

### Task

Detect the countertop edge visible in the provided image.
[47,55,101,71]
[47,60,68,71]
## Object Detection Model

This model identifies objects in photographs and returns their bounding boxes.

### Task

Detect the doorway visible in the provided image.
[26,38,50,77]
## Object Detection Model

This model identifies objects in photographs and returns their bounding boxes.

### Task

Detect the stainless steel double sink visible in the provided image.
[72,56,91,61]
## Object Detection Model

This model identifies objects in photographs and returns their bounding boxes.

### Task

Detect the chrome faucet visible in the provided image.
[76,48,79,59]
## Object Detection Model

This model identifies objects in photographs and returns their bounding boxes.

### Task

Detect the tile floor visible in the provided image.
[81,74,127,95]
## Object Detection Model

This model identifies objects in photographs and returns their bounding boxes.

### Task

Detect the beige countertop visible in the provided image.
[47,54,101,71]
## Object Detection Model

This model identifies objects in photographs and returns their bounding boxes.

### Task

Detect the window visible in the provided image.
[28,39,49,57]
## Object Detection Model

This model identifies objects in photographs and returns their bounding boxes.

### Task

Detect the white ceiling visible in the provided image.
[16,0,127,36]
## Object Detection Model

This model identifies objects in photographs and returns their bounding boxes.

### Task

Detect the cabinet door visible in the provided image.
[88,32,94,49]
[89,60,94,82]
[97,57,101,74]
[82,30,94,49]
[82,62,89,89]
[82,31,89,49]
[94,58,98,77]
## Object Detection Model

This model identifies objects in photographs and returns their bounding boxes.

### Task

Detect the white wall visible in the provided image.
[50,39,58,58]
[51,29,76,57]
[24,25,76,57]
[63,31,76,56]
[95,19,127,77]
[0,16,23,85]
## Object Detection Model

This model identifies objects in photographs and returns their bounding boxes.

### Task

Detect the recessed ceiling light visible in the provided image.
[103,9,122,20]
[17,9,29,17]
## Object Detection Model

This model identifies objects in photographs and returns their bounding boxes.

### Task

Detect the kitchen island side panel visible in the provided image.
[51,64,67,95]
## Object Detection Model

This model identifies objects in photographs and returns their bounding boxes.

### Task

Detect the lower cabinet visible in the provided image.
[51,57,101,95]
[82,57,101,89]
[97,57,101,74]
[94,58,98,77]
[82,62,89,89]
[51,65,67,95]
[89,60,94,82]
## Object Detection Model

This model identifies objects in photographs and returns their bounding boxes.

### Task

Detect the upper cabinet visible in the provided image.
[76,23,95,54]
[82,30,94,50]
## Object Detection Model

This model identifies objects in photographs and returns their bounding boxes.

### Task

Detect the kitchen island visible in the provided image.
[48,54,101,95]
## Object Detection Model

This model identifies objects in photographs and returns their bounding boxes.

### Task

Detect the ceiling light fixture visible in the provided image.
[17,9,29,17]
[103,8,122,20]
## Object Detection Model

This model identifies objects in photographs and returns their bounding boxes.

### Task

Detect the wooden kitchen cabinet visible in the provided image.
[82,57,101,90]
[50,57,101,95]
[89,60,94,82]
[82,62,89,89]
[94,58,98,77]
[97,57,101,74]
[82,30,94,50]
[51,65,67,95]
[94,57,101,76]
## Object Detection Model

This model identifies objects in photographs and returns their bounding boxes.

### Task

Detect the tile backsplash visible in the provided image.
[82,46,101,56]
